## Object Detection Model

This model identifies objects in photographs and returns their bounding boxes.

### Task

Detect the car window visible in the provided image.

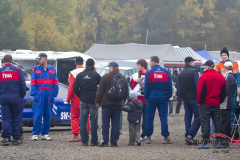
[128,69,133,77]
[58,84,68,98]
[25,82,30,97]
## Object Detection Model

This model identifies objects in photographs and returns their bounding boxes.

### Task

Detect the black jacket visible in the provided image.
[122,99,143,125]
[221,72,236,109]
[178,65,199,101]
[73,68,101,104]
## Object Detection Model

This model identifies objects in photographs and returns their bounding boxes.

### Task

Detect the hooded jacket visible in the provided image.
[122,99,143,125]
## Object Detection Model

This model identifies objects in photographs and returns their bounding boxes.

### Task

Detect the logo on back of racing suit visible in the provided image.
[84,75,91,79]
[154,74,163,79]
[2,73,12,79]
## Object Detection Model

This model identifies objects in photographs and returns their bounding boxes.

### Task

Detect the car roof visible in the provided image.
[102,67,133,70]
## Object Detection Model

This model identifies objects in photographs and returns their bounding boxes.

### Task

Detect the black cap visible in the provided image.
[86,58,95,67]
[185,57,196,63]
[220,47,229,57]
[36,53,47,60]
[203,60,215,67]
[76,57,83,64]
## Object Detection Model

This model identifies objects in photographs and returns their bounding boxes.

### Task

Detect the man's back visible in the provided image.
[197,69,227,106]
[178,65,198,101]
[144,65,172,100]
[74,68,101,104]
[0,63,26,97]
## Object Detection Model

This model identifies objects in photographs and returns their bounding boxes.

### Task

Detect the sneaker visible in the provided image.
[128,143,134,146]
[185,135,193,145]
[99,142,109,147]
[41,134,52,141]
[214,143,228,149]
[198,143,209,149]
[162,136,173,144]
[111,143,118,147]
[136,140,141,146]
[31,135,38,141]
[91,142,98,146]
[175,113,179,116]
[82,143,88,146]
[11,138,22,146]
[1,137,11,146]
[146,137,151,144]
[169,114,174,116]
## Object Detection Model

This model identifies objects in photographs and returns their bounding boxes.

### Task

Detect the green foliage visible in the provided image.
[2,0,240,51]
[0,0,29,50]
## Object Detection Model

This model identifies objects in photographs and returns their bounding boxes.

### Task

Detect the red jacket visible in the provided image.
[197,69,227,106]
[130,70,150,105]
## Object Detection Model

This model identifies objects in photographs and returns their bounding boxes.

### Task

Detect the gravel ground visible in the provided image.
[0,102,240,160]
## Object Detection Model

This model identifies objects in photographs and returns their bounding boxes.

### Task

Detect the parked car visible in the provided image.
[0,81,75,130]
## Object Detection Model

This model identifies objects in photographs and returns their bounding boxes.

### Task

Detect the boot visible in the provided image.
[68,134,80,142]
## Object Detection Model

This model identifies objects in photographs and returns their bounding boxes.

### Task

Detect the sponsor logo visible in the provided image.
[2,73,12,79]
[83,75,90,79]
[154,74,163,79]
[3,67,12,72]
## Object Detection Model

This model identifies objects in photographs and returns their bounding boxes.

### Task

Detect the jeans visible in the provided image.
[183,99,200,137]
[175,96,183,114]
[168,100,173,115]
[101,105,121,144]
[80,102,98,143]
[210,118,215,136]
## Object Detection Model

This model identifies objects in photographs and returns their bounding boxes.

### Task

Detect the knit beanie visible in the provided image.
[220,47,229,57]
[86,58,95,67]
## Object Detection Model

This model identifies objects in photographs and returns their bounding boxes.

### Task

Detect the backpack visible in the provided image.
[108,73,126,100]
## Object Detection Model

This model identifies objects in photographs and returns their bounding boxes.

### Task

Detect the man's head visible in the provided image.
[149,56,159,68]
[220,47,229,62]
[185,57,196,67]
[76,57,83,66]
[223,61,233,73]
[106,61,119,72]
[136,59,147,72]
[129,91,138,100]
[204,60,215,70]
[36,53,47,66]
[3,54,13,64]
[86,58,95,68]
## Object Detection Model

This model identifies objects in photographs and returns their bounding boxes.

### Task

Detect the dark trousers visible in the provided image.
[220,109,232,138]
[0,94,24,139]
[101,105,121,144]
[184,99,200,137]
[199,104,221,141]
[175,96,183,114]
[140,105,146,138]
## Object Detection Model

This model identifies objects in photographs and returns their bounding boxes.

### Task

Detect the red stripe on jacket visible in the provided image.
[149,72,168,83]
[31,79,58,85]
[0,71,20,82]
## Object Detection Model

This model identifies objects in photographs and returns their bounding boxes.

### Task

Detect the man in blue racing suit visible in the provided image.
[31,53,59,141]
[144,56,172,144]
[0,54,26,146]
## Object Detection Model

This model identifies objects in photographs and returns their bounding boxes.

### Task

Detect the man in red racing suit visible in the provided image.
[67,57,90,142]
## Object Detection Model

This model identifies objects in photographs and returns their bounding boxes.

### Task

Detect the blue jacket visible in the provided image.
[30,65,59,97]
[0,63,26,98]
[144,65,172,100]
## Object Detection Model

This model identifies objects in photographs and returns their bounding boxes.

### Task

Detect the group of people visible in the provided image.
[0,47,239,149]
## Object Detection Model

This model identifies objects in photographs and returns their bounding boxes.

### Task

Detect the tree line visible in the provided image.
[1,0,240,52]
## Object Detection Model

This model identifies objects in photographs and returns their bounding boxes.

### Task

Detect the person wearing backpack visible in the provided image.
[96,61,129,147]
